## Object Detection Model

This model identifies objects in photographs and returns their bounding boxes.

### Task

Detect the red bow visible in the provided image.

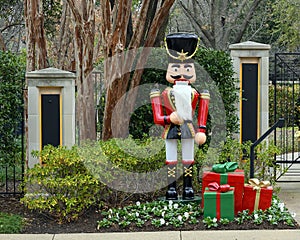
[208,182,231,192]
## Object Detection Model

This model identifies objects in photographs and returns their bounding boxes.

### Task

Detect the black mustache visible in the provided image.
[170,75,193,80]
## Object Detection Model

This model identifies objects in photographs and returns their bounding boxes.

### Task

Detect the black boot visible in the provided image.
[182,164,194,200]
[166,165,178,200]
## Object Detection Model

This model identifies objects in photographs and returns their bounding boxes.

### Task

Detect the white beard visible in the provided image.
[173,82,192,121]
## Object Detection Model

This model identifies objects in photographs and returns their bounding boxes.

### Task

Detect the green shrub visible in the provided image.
[195,47,239,137]
[0,212,23,233]
[253,141,281,186]
[79,137,166,205]
[98,137,165,172]
[269,85,298,127]
[0,51,25,166]
[20,145,102,223]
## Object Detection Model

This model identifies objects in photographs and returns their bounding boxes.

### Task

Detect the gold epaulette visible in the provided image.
[200,92,210,100]
[150,90,161,98]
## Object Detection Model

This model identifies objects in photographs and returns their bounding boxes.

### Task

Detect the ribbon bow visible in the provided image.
[248,178,270,190]
[212,162,238,173]
[208,182,231,192]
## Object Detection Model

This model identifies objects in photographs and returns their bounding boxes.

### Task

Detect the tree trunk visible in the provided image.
[24,0,36,71]
[24,0,47,70]
[35,1,47,69]
[67,0,96,142]
[100,0,134,140]
[101,0,175,141]
[57,2,75,71]
[154,12,169,47]
[24,0,48,167]
[24,0,35,168]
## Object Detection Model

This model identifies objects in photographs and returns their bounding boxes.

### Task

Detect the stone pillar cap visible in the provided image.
[26,67,76,79]
[229,41,271,50]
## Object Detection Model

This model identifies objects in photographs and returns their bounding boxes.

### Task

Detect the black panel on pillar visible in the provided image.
[242,63,258,143]
[41,94,60,148]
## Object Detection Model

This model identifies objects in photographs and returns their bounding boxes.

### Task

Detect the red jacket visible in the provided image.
[150,86,209,139]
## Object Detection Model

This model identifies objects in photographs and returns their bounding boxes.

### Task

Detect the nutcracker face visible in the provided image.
[165,33,199,85]
[166,62,196,84]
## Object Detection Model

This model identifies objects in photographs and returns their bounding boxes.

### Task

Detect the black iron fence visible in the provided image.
[0,84,25,195]
[272,53,300,181]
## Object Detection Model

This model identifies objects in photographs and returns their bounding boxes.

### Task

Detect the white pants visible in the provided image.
[165,138,194,162]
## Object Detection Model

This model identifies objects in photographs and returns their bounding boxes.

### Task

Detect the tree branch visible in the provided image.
[1,23,25,33]
[130,0,175,89]
[235,0,262,43]
[100,0,112,56]
[120,0,132,46]
[129,0,151,49]
[179,0,214,46]
[0,32,5,51]
[66,0,82,23]
[231,0,248,21]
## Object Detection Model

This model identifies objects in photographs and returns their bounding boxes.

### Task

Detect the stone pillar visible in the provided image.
[229,41,271,143]
[26,68,76,168]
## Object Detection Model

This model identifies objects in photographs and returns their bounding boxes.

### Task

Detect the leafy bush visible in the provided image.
[78,137,167,206]
[195,47,239,138]
[21,145,102,223]
[0,51,25,166]
[20,137,167,216]
[97,137,165,172]
[269,85,298,127]
[0,212,23,233]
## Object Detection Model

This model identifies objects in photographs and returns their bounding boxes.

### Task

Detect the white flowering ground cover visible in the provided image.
[97,196,298,231]
[0,196,298,233]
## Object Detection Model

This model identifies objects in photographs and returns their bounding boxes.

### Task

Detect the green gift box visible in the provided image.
[203,187,235,220]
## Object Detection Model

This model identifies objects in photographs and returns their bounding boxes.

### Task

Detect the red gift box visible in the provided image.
[202,169,244,215]
[242,179,273,213]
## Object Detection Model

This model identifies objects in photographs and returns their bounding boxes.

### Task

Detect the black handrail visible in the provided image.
[249,118,285,178]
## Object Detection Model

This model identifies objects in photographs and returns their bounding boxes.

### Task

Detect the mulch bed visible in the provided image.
[0,196,299,234]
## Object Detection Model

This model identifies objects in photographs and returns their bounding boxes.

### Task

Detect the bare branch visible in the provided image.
[234,0,262,43]
[1,23,25,33]
[231,0,248,21]
[179,0,214,45]
[0,33,5,51]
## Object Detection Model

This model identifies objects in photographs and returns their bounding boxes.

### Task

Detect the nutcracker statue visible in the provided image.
[150,33,210,200]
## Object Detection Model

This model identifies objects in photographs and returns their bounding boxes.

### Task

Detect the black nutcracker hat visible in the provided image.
[165,32,199,63]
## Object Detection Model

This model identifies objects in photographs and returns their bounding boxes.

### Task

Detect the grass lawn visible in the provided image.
[0,212,23,234]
